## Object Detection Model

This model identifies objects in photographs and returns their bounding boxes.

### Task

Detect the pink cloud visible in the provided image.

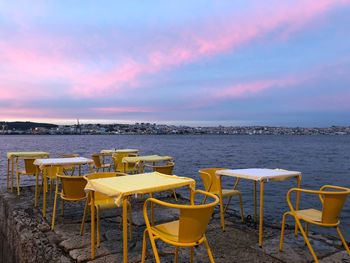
[0,0,349,104]
[92,106,156,113]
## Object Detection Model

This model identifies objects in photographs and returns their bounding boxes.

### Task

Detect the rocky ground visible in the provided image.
[0,186,349,263]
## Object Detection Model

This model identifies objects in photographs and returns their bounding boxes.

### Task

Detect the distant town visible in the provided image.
[0,121,349,135]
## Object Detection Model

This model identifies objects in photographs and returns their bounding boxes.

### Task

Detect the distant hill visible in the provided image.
[0,121,58,130]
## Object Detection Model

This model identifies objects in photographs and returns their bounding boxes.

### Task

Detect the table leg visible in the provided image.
[150,193,154,225]
[295,175,301,236]
[123,197,128,263]
[42,168,47,218]
[16,158,20,195]
[7,158,10,190]
[11,158,14,192]
[254,181,257,223]
[259,181,264,247]
[91,192,95,259]
[35,167,39,207]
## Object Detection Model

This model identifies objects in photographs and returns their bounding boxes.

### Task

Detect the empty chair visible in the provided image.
[199,168,244,231]
[51,174,88,231]
[91,153,112,172]
[16,157,36,195]
[280,185,350,263]
[112,152,138,174]
[81,172,132,247]
[144,162,178,200]
[141,190,219,263]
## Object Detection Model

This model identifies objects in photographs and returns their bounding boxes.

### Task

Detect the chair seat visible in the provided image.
[152,220,179,242]
[212,189,241,197]
[296,208,322,222]
[94,198,117,209]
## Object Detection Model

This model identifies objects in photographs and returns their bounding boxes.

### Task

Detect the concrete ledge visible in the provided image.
[0,186,349,263]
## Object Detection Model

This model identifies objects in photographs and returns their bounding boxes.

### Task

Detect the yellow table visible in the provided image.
[122,155,173,173]
[85,172,195,262]
[6,152,50,192]
[33,157,94,218]
[216,168,302,247]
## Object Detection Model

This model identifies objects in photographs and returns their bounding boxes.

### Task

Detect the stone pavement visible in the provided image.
[0,186,349,263]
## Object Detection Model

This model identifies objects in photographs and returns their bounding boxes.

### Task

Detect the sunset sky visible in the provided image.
[0,0,349,126]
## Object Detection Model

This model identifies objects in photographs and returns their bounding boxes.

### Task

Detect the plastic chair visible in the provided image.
[16,157,36,195]
[112,152,138,174]
[280,185,350,263]
[51,174,88,231]
[81,172,133,247]
[144,162,178,200]
[141,190,219,263]
[91,153,112,172]
[199,168,244,231]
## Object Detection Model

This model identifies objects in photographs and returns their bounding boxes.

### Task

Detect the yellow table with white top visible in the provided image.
[6,151,50,193]
[33,157,94,218]
[85,172,195,262]
[216,168,302,247]
[122,155,173,173]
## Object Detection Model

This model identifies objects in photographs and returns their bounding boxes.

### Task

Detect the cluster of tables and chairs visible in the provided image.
[6,150,350,263]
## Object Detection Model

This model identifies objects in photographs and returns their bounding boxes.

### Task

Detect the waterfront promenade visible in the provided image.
[0,186,348,263]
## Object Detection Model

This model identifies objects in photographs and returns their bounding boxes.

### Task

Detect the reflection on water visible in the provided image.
[1,135,349,238]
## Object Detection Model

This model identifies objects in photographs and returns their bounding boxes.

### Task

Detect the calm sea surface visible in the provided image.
[1,135,349,238]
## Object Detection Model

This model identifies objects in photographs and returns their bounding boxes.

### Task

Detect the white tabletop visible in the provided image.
[100,149,139,154]
[216,168,302,181]
[34,157,94,169]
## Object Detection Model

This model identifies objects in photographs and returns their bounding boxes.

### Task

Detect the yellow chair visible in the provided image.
[144,162,178,200]
[141,189,219,263]
[51,174,88,231]
[91,153,112,172]
[280,185,350,263]
[112,152,138,174]
[199,168,244,231]
[81,172,133,247]
[16,157,36,195]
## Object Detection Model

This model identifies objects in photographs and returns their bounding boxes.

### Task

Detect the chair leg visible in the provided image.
[16,172,20,196]
[127,201,133,240]
[223,196,232,214]
[80,199,88,236]
[173,190,178,201]
[141,229,148,263]
[148,232,161,263]
[219,198,225,231]
[238,194,244,223]
[295,217,319,263]
[61,199,64,217]
[203,236,215,263]
[174,247,179,263]
[304,223,309,245]
[279,212,290,251]
[97,206,100,247]
[336,226,350,255]
[190,247,194,263]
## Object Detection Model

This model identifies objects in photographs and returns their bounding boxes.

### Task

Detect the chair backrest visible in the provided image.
[60,153,80,158]
[113,152,138,172]
[84,172,126,201]
[198,168,226,193]
[92,153,102,168]
[57,174,87,200]
[46,166,63,179]
[321,186,350,224]
[151,162,174,175]
[23,158,37,174]
[178,190,219,243]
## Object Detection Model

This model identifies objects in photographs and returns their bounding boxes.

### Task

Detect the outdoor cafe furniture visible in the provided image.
[81,172,132,247]
[280,185,350,263]
[100,149,139,169]
[59,153,80,175]
[199,168,244,230]
[144,161,178,200]
[51,174,88,231]
[141,190,219,263]
[84,171,195,262]
[216,168,302,247]
[91,153,112,172]
[122,155,173,173]
[6,151,49,193]
[112,152,139,173]
[33,157,94,218]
